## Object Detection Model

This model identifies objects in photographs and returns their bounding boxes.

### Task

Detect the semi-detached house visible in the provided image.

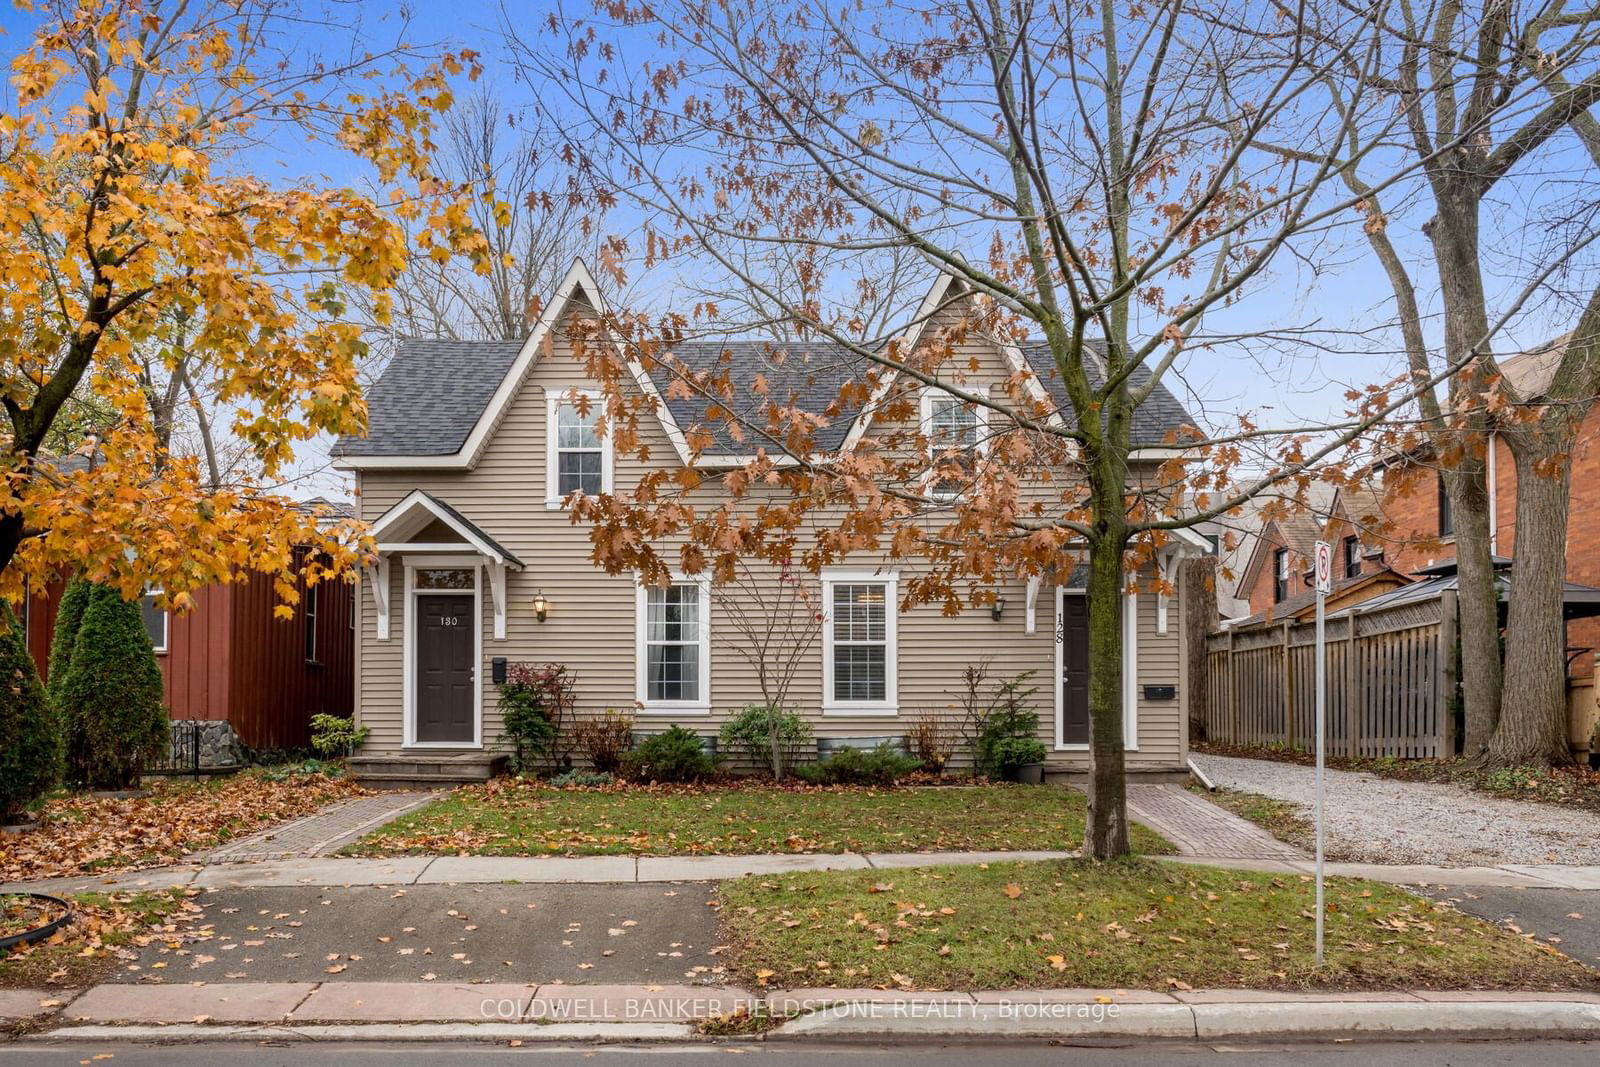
[331,261,1209,783]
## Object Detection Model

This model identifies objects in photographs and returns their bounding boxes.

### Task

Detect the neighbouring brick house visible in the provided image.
[1368,335,1600,673]
[1231,487,1413,626]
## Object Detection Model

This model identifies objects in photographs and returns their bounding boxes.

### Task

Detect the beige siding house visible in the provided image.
[333,262,1204,779]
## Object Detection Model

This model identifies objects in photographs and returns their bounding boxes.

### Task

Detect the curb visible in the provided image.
[26,1022,695,1044]
[765,997,1600,1043]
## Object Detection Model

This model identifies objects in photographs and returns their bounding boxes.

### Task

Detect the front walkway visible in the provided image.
[1126,783,1305,859]
[204,791,437,863]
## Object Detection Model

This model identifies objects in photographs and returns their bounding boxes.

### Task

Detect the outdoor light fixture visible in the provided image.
[991,595,1006,622]
[532,591,549,623]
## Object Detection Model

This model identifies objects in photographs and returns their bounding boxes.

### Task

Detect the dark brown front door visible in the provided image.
[1060,592,1090,745]
[417,593,475,743]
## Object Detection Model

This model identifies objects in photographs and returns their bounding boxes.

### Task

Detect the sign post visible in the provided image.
[1312,539,1332,967]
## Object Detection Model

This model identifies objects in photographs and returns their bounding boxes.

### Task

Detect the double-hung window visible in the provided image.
[1342,535,1361,579]
[635,576,711,713]
[1272,548,1290,604]
[546,390,613,507]
[921,387,985,498]
[822,569,898,714]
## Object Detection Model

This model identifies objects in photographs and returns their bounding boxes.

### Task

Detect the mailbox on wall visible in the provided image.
[1143,684,1177,701]
[491,657,508,685]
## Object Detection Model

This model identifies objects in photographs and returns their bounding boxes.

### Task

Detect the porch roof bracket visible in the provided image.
[1153,534,1205,636]
[1024,574,1042,636]
[488,560,507,640]
[366,557,391,641]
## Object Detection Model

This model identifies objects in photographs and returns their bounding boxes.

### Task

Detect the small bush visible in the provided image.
[497,663,559,773]
[0,603,61,818]
[719,704,812,778]
[60,585,168,789]
[309,713,369,759]
[906,713,956,775]
[988,735,1047,777]
[975,681,1043,780]
[794,741,920,786]
[45,577,90,704]
[573,709,635,774]
[623,726,714,783]
[549,768,615,788]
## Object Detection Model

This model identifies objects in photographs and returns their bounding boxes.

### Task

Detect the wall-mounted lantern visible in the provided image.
[532,591,550,623]
[991,595,1006,622]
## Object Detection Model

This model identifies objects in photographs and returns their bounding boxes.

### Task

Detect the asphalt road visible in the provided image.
[111,882,723,985]
[1418,886,1600,968]
[3,1040,1597,1065]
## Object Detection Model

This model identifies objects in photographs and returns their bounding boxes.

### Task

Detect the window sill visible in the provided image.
[821,705,898,717]
[637,703,711,716]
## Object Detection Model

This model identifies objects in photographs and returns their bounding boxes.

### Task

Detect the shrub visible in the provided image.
[954,662,1040,772]
[719,704,812,778]
[623,726,714,783]
[794,741,920,787]
[0,603,61,818]
[45,577,90,705]
[59,585,168,789]
[573,709,635,774]
[988,735,1048,777]
[974,681,1043,780]
[906,713,956,775]
[309,713,369,759]
[497,662,577,772]
[549,768,615,788]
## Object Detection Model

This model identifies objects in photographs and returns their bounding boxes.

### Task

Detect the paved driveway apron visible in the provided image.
[111,882,724,986]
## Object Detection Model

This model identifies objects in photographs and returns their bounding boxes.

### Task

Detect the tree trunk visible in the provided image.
[1083,533,1130,861]
[1182,556,1217,744]
[1427,191,1504,757]
[1489,427,1577,768]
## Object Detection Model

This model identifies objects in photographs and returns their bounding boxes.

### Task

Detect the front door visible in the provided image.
[1060,591,1090,745]
[416,592,475,743]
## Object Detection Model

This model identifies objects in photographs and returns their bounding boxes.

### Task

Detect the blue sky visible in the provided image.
[2,1,1590,500]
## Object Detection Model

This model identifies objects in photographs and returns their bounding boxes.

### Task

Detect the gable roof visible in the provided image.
[334,262,1199,469]
[1233,511,1325,600]
[369,489,523,568]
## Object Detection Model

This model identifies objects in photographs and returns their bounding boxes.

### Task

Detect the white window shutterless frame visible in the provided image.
[821,568,898,715]
[635,575,712,714]
[545,389,614,508]
[920,386,987,500]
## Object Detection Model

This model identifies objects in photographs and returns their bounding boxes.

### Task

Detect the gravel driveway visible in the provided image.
[1190,754,1600,866]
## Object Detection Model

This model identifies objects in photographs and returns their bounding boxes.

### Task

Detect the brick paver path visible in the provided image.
[1127,784,1305,859]
[206,791,436,862]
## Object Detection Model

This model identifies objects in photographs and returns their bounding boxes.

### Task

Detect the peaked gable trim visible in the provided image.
[370,489,524,569]
[333,259,693,471]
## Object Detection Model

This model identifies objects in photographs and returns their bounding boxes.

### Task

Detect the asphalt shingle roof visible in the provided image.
[335,334,1199,459]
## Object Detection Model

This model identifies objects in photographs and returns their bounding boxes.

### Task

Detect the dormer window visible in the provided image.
[545,390,614,508]
[921,387,986,499]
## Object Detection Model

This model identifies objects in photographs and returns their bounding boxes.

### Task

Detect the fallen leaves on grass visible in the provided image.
[0,771,367,882]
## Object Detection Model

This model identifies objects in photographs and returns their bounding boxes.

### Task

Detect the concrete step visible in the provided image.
[349,753,505,788]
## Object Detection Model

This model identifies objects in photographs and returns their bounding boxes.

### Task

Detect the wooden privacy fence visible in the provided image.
[1203,591,1459,759]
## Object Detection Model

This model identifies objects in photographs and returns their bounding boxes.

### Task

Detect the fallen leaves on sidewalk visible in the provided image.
[0,770,367,882]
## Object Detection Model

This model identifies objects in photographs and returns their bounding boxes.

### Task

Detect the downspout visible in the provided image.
[1486,431,1498,555]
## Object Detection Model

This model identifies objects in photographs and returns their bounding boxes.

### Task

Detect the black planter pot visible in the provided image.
[1008,762,1045,785]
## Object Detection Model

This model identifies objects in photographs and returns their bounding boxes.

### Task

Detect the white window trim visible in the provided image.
[141,588,169,655]
[821,567,899,715]
[634,573,713,715]
[545,388,615,509]
[1053,583,1138,751]
[401,556,483,750]
[919,384,988,501]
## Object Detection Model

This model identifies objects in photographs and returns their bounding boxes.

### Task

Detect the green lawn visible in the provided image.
[1189,785,1316,853]
[351,781,1175,857]
[719,858,1598,992]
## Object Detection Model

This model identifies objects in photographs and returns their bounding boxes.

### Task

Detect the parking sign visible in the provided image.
[1313,540,1332,594]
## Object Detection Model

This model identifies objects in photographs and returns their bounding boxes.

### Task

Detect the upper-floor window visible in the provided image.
[139,589,168,653]
[1203,533,1220,556]
[546,390,613,507]
[921,387,985,498]
[1342,535,1361,580]
[1273,548,1290,604]
[1437,475,1453,538]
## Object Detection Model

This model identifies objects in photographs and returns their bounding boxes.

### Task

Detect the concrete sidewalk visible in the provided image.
[8,983,1600,1045]
[7,850,1600,895]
